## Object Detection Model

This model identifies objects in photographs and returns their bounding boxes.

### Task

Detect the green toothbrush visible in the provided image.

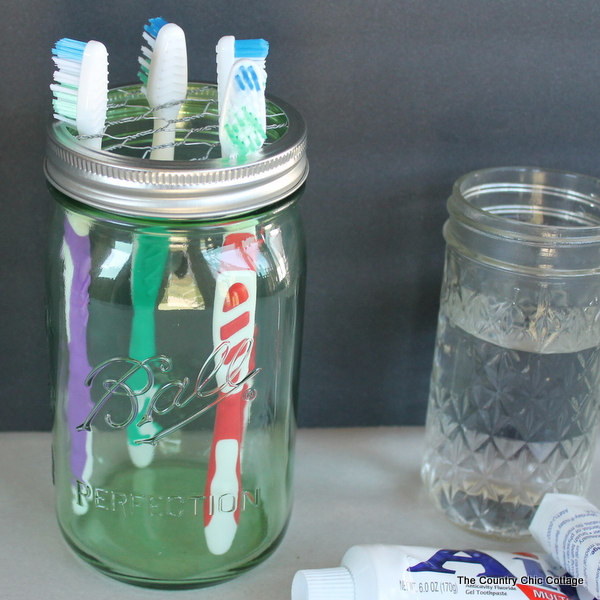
[127,17,187,467]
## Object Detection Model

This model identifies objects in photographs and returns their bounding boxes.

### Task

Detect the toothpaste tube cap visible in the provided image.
[292,567,355,600]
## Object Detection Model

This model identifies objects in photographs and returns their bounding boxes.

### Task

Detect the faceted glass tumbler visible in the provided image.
[421,167,600,538]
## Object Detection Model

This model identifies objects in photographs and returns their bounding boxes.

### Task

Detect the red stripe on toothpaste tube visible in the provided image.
[530,494,600,600]
[291,545,594,600]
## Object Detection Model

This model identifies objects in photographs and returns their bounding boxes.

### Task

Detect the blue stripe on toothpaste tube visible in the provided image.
[530,494,600,600]
[291,544,596,600]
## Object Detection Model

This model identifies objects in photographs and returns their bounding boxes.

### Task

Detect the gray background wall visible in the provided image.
[2,0,600,431]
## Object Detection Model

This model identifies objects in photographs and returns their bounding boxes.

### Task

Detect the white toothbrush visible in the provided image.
[51,38,108,150]
[216,36,269,159]
[138,17,188,159]
[202,36,269,554]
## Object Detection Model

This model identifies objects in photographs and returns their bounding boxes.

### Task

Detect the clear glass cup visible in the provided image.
[421,167,600,538]
[45,83,308,587]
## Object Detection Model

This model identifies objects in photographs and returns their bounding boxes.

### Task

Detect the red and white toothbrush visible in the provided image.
[204,230,259,555]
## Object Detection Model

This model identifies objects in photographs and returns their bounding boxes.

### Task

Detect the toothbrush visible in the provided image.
[62,215,95,514]
[216,36,269,159]
[126,233,170,468]
[51,38,107,510]
[138,17,188,159]
[203,38,268,552]
[125,18,187,467]
[204,230,259,555]
[51,38,108,150]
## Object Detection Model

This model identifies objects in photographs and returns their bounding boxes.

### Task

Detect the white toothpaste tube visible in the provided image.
[292,544,595,600]
[530,494,600,600]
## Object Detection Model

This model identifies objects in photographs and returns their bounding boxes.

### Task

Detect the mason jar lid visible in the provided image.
[45,83,308,220]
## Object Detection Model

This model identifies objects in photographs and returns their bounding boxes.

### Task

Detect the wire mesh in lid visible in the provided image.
[45,83,308,219]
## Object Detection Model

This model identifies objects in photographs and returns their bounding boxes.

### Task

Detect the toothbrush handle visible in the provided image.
[150,107,179,160]
[204,232,259,555]
[150,122,176,160]
[127,233,170,466]
[64,219,94,484]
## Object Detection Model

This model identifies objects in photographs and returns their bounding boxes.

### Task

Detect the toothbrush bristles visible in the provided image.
[137,59,150,87]
[53,38,87,61]
[225,107,265,152]
[144,17,168,39]
[138,16,169,92]
[234,39,269,59]
[51,38,87,128]
[235,65,261,91]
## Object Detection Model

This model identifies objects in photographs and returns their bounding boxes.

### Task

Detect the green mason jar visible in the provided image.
[45,83,308,588]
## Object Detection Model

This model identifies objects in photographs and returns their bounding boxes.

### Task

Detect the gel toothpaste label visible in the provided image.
[401,548,593,600]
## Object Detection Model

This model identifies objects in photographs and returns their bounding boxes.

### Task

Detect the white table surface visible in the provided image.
[3,427,600,599]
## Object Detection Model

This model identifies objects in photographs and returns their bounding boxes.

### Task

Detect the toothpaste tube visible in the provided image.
[292,545,596,600]
[530,494,600,600]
